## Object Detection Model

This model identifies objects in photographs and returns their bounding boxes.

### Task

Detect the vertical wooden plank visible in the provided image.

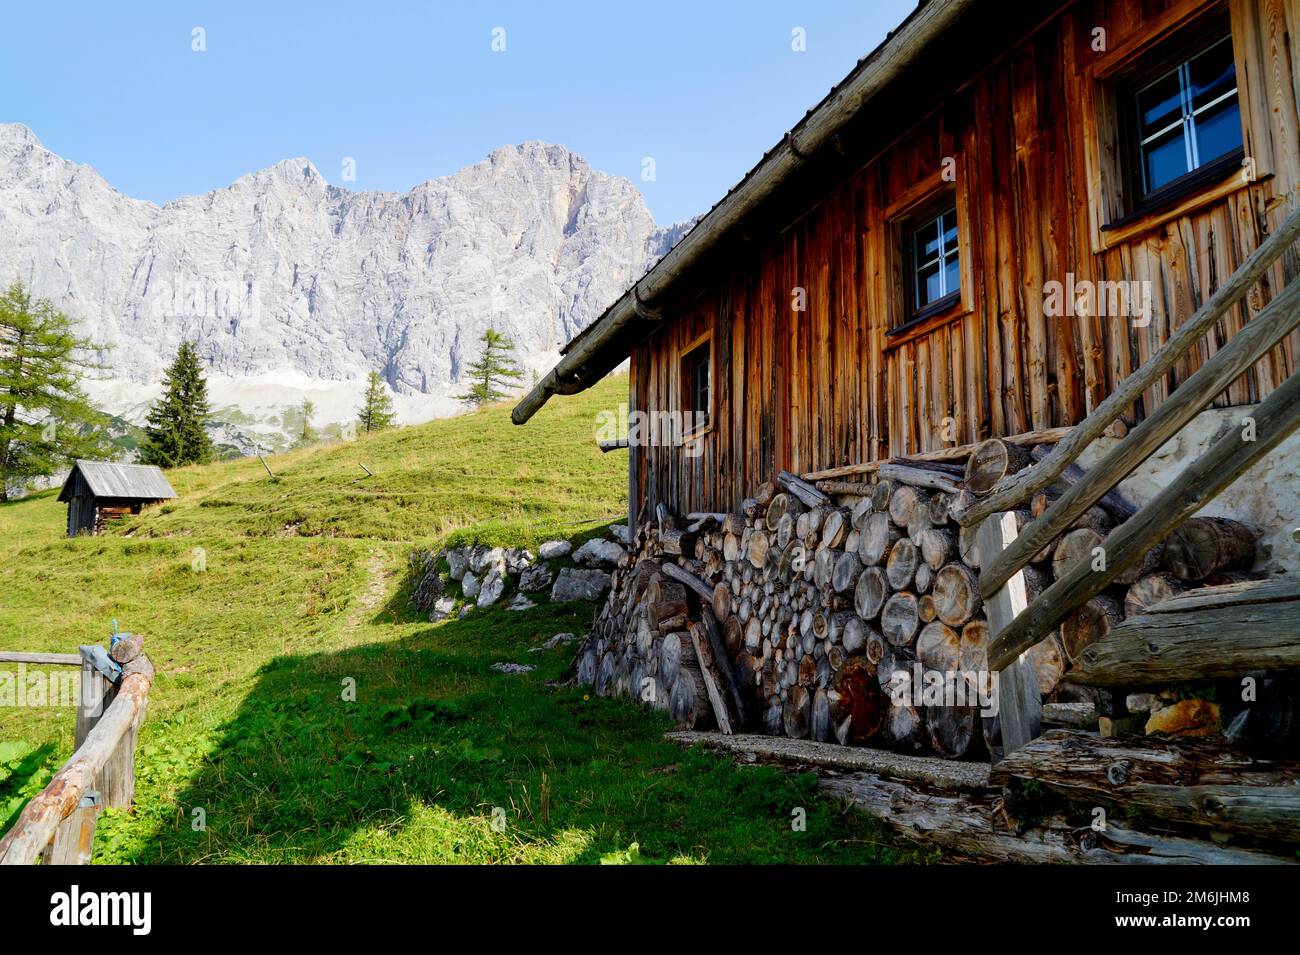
[1011,51,1051,430]
[976,512,1043,756]
[1061,12,1107,417]
[916,338,932,451]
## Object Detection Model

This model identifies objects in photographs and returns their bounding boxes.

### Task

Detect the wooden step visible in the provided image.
[990,730,1300,845]
[1067,576,1300,686]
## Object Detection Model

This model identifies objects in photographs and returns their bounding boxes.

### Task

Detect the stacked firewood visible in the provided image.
[575,438,1261,758]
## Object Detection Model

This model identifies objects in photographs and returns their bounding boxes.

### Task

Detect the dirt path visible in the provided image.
[348,546,394,627]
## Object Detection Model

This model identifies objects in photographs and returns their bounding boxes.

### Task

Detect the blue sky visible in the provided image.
[1,1,916,225]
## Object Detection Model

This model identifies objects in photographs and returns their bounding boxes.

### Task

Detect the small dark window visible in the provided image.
[907,205,960,318]
[681,339,711,433]
[1132,35,1242,198]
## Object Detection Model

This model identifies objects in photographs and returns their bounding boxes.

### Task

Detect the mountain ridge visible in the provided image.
[0,123,688,439]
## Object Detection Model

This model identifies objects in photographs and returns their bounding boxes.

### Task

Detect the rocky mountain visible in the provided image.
[0,123,687,444]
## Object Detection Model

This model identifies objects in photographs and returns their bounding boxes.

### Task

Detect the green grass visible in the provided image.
[0,376,926,864]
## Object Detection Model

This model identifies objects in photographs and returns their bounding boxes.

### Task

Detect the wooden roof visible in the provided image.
[57,460,177,503]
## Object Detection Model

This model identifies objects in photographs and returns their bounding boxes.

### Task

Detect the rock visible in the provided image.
[610,524,630,544]
[550,567,611,602]
[529,632,577,651]
[507,593,536,612]
[573,538,624,567]
[538,540,572,560]
[469,545,506,575]
[1145,699,1221,738]
[430,596,458,622]
[409,569,445,612]
[506,548,534,574]
[491,662,536,674]
[477,567,506,608]
[409,549,439,574]
[461,572,482,599]
[519,563,554,593]
[447,548,470,581]
[1125,693,1158,714]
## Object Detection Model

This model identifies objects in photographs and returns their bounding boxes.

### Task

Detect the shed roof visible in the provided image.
[57,460,178,503]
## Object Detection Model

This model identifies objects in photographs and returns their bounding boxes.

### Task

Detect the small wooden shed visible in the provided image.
[57,460,177,537]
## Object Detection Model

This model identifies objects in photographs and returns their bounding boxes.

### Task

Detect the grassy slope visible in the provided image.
[0,375,926,864]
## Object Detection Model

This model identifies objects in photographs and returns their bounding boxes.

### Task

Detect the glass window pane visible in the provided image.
[1137,71,1184,137]
[913,218,940,268]
[1189,39,1236,110]
[941,213,958,250]
[943,253,960,299]
[1143,125,1189,191]
[917,261,942,307]
[1193,98,1242,163]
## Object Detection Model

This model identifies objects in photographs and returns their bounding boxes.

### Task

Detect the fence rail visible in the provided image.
[0,643,153,865]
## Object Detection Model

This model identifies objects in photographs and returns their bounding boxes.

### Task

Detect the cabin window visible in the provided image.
[905,204,961,319]
[1078,3,1268,252]
[1128,35,1243,200]
[679,335,712,436]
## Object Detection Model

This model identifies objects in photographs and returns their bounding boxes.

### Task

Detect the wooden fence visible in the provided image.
[0,643,153,865]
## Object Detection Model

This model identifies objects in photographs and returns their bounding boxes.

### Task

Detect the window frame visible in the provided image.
[904,203,963,320]
[1076,0,1267,252]
[1117,31,1245,218]
[678,331,713,441]
[883,170,972,344]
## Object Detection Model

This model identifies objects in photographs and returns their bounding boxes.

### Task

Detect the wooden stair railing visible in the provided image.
[953,204,1300,753]
[953,205,1300,532]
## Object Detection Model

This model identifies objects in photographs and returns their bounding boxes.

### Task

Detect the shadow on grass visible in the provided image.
[114,596,930,865]
[0,741,59,835]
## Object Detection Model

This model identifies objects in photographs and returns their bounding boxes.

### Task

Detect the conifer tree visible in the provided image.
[0,282,112,500]
[296,398,316,447]
[140,340,215,468]
[357,370,397,433]
[456,328,523,407]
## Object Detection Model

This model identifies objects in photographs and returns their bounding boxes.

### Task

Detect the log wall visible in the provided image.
[630,0,1300,518]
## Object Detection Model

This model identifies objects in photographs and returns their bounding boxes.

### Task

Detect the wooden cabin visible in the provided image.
[516,0,1300,861]
[58,461,177,537]
[515,0,1300,521]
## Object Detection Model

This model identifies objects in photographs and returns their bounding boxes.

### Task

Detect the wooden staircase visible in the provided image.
[953,204,1300,754]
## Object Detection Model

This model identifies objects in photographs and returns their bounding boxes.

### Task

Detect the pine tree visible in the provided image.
[456,328,524,407]
[0,282,113,501]
[357,371,396,433]
[140,340,215,468]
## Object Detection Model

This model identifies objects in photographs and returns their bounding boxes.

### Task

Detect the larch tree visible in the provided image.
[140,340,216,468]
[357,371,397,433]
[296,398,316,447]
[0,282,112,501]
[456,327,524,408]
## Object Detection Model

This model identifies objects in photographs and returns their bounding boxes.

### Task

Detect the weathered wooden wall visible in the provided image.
[630,0,1300,518]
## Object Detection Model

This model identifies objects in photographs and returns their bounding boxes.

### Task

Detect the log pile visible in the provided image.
[575,438,1265,759]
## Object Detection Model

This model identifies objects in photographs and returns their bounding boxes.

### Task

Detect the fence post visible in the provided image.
[74,651,110,747]
[41,792,101,866]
